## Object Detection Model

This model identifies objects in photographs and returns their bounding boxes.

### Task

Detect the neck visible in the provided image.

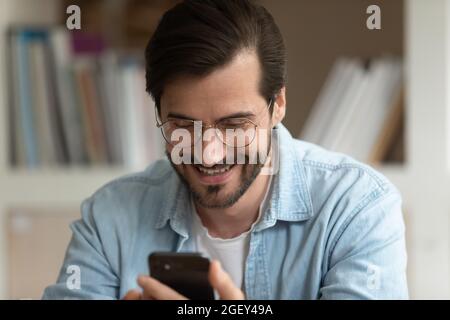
[194,172,270,239]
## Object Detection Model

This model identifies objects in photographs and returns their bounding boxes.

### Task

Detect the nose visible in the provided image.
[200,128,226,167]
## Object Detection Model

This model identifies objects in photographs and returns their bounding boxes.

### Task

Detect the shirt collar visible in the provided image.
[254,124,313,231]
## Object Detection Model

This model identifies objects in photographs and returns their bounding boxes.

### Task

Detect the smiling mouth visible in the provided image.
[194,164,235,176]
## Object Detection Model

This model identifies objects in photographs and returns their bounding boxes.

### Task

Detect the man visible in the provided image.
[43,0,408,299]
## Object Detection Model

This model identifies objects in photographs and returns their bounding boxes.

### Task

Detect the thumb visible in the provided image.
[122,289,142,300]
[208,260,245,300]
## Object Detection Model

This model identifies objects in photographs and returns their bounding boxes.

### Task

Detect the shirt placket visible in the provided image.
[244,230,271,299]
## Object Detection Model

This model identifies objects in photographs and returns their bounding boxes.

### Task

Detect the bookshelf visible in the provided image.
[0,0,133,299]
[0,0,450,299]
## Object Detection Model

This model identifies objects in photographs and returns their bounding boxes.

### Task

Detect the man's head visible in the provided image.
[145,0,287,209]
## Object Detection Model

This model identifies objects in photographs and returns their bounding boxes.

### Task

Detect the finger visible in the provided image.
[137,275,188,300]
[122,289,142,300]
[208,260,245,300]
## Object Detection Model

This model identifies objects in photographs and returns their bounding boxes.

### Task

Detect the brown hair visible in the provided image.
[145,0,287,114]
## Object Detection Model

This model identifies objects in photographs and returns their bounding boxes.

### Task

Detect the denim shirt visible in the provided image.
[42,124,408,300]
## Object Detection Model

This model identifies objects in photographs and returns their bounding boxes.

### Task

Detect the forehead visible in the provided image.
[160,50,266,118]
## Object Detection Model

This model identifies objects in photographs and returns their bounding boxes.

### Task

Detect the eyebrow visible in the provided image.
[167,112,198,121]
[167,111,256,122]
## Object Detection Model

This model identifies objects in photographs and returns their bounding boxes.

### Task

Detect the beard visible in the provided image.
[166,151,265,209]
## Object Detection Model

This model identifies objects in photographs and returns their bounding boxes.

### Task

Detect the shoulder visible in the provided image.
[291,140,405,269]
[295,139,399,201]
[289,139,402,229]
[90,158,175,201]
[78,159,178,232]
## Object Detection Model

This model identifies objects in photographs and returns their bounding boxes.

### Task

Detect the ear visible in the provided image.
[271,86,286,127]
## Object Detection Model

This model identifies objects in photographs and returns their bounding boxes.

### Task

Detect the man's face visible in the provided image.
[160,50,274,209]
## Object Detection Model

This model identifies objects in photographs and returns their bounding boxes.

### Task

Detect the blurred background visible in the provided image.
[0,0,447,299]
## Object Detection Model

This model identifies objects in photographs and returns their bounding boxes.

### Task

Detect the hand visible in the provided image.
[123,260,245,300]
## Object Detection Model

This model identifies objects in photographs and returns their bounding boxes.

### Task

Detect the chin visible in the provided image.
[172,161,260,209]
[185,165,242,208]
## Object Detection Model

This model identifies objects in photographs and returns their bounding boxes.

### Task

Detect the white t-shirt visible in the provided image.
[191,176,273,292]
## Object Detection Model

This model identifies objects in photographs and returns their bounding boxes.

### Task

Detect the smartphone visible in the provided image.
[148,252,215,300]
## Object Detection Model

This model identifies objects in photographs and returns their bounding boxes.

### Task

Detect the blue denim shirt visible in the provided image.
[43,124,408,299]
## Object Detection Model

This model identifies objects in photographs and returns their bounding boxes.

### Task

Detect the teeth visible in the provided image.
[197,165,232,175]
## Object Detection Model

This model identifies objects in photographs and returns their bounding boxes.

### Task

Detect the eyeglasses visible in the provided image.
[155,98,275,148]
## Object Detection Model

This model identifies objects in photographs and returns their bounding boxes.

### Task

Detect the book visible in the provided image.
[29,38,58,166]
[320,59,366,151]
[352,58,402,161]
[8,29,24,167]
[97,52,125,165]
[50,28,87,165]
[300,58,353,145]
[73,58,105,164]
[8,27,166,169]
[335,58,391,158]
[300,56,403,163]
[15,30,42,168]
[368,87,404,164]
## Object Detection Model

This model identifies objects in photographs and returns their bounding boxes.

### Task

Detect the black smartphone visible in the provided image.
[148,252,215,300]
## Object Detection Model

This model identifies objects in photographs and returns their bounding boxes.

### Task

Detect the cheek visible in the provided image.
[254,129,271,152]
[166,144,172,155]
[166,142,193,165]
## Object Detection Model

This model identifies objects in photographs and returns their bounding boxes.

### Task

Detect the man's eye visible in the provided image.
[221,119,251,128]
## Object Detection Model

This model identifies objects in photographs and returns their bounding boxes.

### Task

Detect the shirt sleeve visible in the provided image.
[319,190,409,299]
[42,197,120,300]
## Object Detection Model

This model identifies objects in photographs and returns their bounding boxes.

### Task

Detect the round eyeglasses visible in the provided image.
[155,98,275,148]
